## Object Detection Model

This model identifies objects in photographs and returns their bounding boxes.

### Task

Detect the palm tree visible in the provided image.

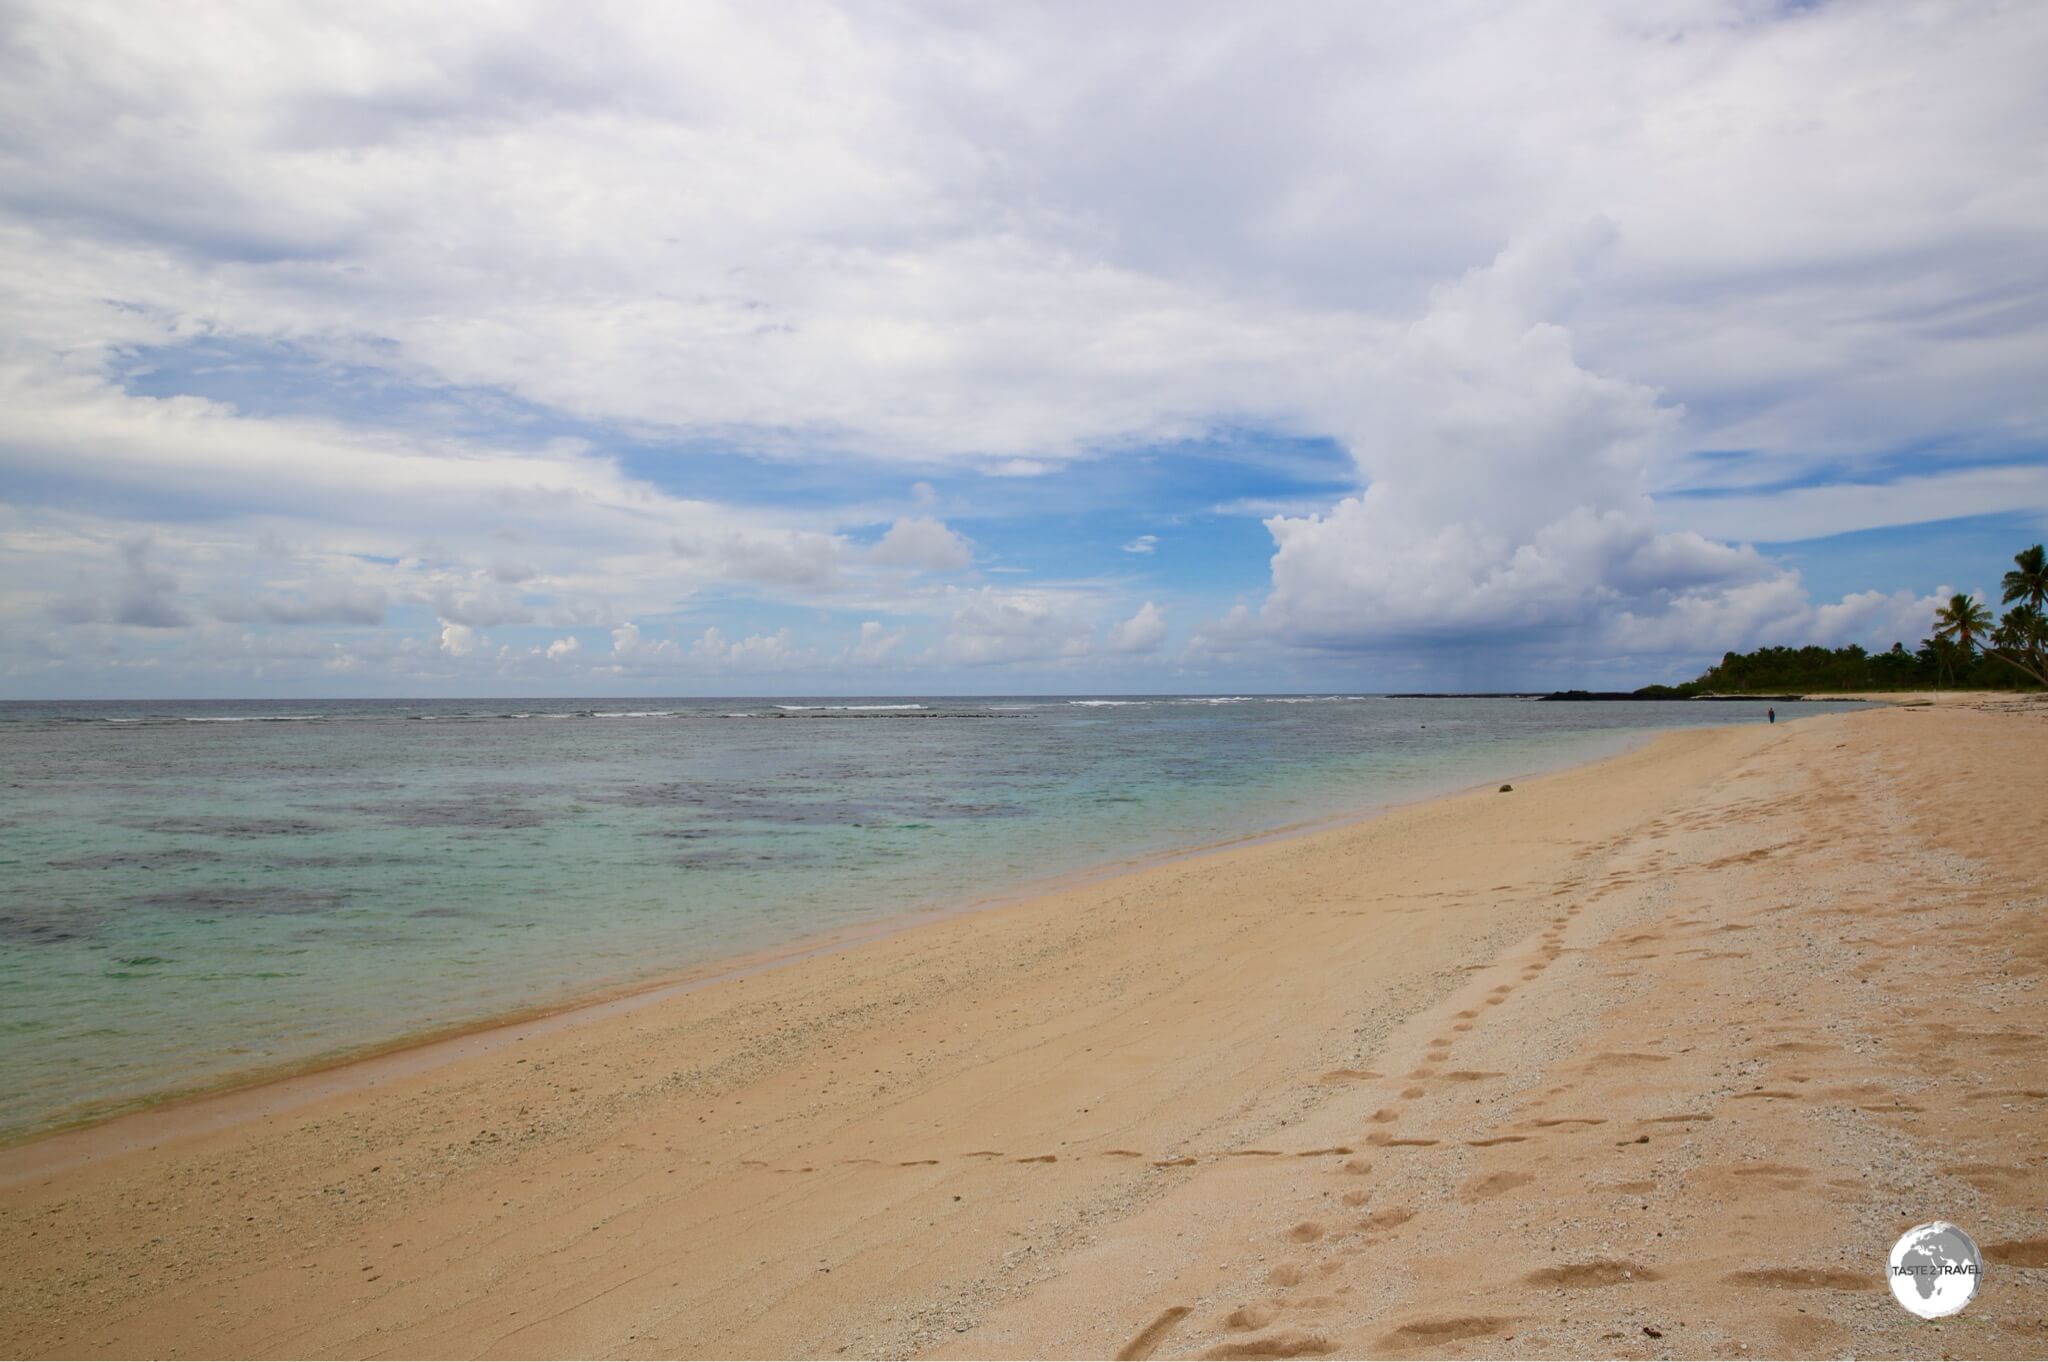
[1933,592,1992,654]
[1989,602,2048,686]
[2003,543,2048,611]
[1920,635,1958,689]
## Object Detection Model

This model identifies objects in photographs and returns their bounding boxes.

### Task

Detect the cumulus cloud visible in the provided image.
[427,583,530,628]
[844,619,905,666]
[2,3,2042,692]
[690,626,802,670]
[867,517,971,572]
[49,535,192,628]
[609,621,676,661]
[1106,600,1167,654]
[437,620,479,657]
[1121,535,1158,555]
[1255,230,1800,656]
[544,635,580,660]
[934,587,1093,667]
[672,530,845,590]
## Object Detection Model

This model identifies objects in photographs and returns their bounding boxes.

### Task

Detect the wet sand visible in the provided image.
[3,703,2044,1358]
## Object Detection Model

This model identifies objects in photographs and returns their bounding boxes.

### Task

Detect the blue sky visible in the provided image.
[1,1,2044,697]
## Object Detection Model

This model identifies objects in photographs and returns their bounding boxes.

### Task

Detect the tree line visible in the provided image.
[1659,543,2046,695]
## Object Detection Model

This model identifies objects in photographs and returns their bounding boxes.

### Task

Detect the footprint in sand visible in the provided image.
[1464,1171,1533,1199]
[1317,1068,1382,1084]
[1466,1135,1529,1147]
[1016,1154,1058,1164]
[1722,1267,1866,1290]
[1376,1316,1513,1349]
[1529,1117,1606,1128]
[1984,1238,2048,1267]
[1152,1156,1198,1168]
[1102,1149,1146,1158]
[1357,1206,1415,1233]
[897,1159,940,1167]
[1115,1306,1193,1361]
[1728,1162,1808,1185]
[1341,1157,1373,1175]
[1341,1189,1372,1207]
[1201,1331,1333,1360]
[1368,1107,1400,1124]
[1294,1146,1353,1157]
[1522,1260,1662,1287]
[1942,1163,2027,1191]
[1222,1305,1277,1332]
[1586,1051,1670,1068]
[1287,1222,1326,1243]
[1366,1134,1440,1147]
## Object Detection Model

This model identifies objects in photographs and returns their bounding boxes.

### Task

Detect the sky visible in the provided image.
[1,0,2045,698]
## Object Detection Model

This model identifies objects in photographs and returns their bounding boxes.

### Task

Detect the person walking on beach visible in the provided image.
[1767,706,1776,724]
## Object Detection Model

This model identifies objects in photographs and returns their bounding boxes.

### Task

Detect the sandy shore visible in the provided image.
[1796,689,2043,712]
[3,705,2044,1359]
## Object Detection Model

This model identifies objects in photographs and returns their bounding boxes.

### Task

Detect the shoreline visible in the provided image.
[5,703,2041,1358]
[1,719,1676,1163]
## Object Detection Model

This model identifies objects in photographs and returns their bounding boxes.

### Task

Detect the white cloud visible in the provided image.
[1106,600,1167,654]
[2,2,2043,692]
[867,516,971,572]
[1656,466,2048,545]
[1256,231,1791,653]
[234,581,387,626]
[1121,534,1157,555]
[673,529,846,590]
[544,635,580,660]
[437,620,479,657]
[1606,580,1954,657]
[427,583,530,628]
[4,2,2040,476]
[609,621,676,661]
[933,586,1093,667]
[48,535,192,629]
[690,626,802,670]
[844,619,905,666]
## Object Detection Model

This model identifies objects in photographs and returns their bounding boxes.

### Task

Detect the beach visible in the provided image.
[3,702,2044,1358]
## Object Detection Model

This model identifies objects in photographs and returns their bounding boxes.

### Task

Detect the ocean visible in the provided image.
[0,694,1860,1137]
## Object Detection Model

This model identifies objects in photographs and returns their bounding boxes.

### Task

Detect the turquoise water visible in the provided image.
[0,695,1860,1136]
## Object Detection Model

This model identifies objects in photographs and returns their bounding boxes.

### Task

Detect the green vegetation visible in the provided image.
[1646,542,2047,696]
